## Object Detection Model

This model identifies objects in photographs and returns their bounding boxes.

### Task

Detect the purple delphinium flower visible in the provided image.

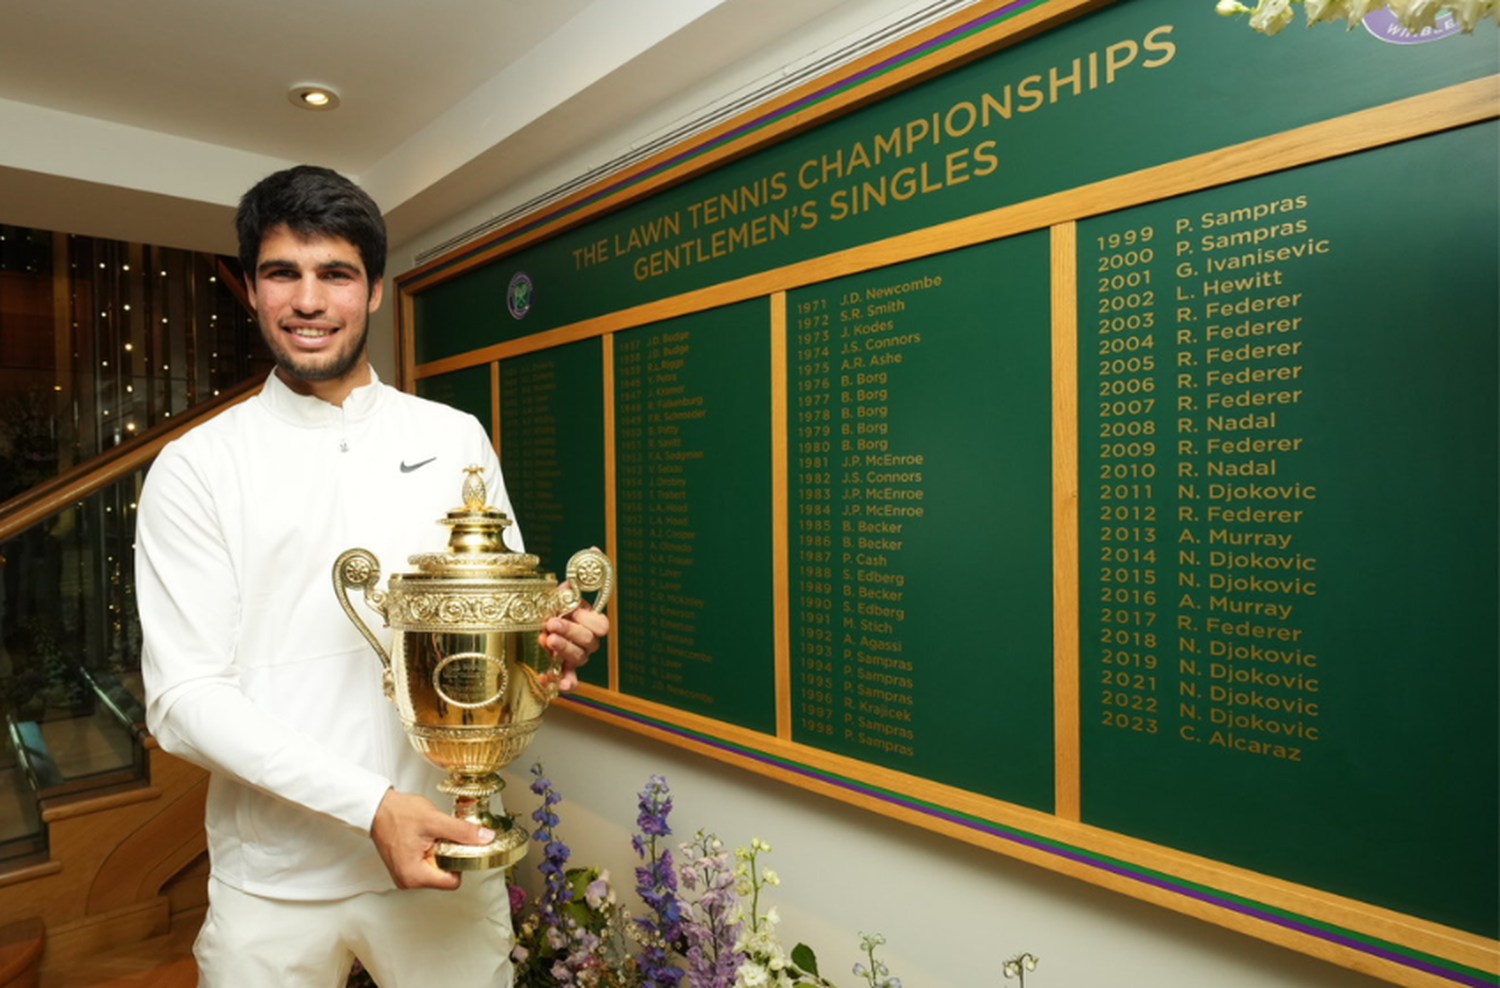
[530,764,574,929]
[632,775,684,988]
[677,831,745,988]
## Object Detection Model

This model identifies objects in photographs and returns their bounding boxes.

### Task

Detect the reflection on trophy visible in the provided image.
[332,465,613,871]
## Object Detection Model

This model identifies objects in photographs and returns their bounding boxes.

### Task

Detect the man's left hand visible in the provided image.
[542,590,609,691]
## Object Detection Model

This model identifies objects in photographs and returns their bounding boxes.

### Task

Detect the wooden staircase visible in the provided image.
[0,381,267,983]
[0,737,207,983]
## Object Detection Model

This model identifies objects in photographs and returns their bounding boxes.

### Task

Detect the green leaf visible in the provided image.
[792,943,820,976]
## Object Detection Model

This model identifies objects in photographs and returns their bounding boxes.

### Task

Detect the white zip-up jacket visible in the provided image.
[136,371,519,900]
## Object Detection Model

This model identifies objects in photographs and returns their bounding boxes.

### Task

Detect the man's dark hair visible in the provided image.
[236,165,387,284]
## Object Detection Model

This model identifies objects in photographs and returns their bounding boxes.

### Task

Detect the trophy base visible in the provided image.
[434,824,529,871]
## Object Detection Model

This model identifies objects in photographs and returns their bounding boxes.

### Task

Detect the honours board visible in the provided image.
[785,235,1054,808]
[1075,124,1498,938]
[402,0,1500,980]
[612,301,776,731]
[498,343,609,685]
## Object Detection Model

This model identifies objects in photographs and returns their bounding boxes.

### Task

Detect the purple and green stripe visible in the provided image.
[417,0,1056,281]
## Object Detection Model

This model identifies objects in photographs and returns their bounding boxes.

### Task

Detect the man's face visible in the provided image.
[246,225,383,394]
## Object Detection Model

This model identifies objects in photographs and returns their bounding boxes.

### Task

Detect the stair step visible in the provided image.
[0,917,44,988]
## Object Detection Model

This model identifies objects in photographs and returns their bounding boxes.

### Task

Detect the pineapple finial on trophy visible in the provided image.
[461,463,486,511]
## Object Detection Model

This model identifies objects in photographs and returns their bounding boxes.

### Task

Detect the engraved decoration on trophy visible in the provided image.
[333,465,613,871]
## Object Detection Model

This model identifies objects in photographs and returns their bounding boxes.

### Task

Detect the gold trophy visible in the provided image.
[332,466,613,870]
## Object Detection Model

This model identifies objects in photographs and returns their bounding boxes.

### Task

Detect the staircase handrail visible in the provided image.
[0,375,265,545]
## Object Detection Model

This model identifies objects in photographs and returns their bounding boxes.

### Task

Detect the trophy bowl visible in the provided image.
[333,466,612,871]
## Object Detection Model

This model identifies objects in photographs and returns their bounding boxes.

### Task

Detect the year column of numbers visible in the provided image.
[1092,226,1163,737]
[614,335,649,690]
[791,297,839,739]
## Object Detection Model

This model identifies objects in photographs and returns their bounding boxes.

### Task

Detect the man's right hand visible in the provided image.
[370,789,494,890]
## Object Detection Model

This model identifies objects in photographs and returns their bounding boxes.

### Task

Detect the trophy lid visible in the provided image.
[408,465,542,578]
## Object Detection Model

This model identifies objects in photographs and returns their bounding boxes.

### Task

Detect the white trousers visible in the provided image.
[195,874,514,988]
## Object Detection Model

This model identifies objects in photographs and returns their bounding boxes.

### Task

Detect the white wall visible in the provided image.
[499,715,1386,988]
[378,3,1393,984]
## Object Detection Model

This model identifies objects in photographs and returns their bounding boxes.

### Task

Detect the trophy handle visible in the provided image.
[333,548,394,692]
[561,547,614,616]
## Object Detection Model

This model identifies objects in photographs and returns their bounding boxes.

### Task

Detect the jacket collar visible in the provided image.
[260,368,385,427]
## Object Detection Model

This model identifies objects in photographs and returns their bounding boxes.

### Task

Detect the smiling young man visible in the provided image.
[135,166,606,987]
[249,225,380,398]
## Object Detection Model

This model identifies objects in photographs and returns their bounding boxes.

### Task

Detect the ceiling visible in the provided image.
[0,0,914,260]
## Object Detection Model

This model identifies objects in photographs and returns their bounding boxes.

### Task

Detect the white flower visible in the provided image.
[738,961,770,987]
[585,869,614,909]
[1222,0,1500,32]
[1387,0,1445,29]
[1446,0,1497,29]
[1303,0,1347,24]
[734,929,762,954]
[1248,0,1297,34]
[1003,952,1040,980]
[1341,0,1387,26]
[743,929,776,954]
[762,869,780,887]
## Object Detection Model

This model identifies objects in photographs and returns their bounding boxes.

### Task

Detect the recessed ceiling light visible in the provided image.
[288,83,341,111]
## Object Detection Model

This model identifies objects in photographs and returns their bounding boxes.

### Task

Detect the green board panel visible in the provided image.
[785,234,1053,809]
[416,364,491,429]
[416,0,1498,363]
[415,264,514,364]
[613,300,776,731]
[1076,123,1499,938]
[498,342,609,686]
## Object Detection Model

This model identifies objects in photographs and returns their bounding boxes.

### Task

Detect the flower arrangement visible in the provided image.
[342,767,1034,985]
[510,765,639,987]
[504,768,921,988]
[1214,0,1497,35]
